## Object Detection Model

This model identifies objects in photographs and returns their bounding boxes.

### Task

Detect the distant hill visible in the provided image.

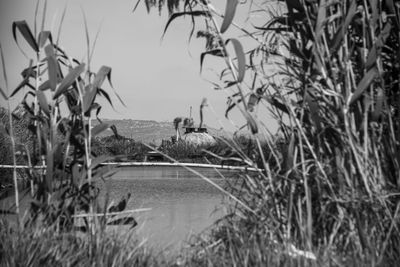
[94,119,230,145]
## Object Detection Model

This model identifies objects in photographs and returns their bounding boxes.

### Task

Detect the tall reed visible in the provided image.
[1,0,137,235]
[141,0,400,264]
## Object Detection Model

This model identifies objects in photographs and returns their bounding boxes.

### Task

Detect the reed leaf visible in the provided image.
[350,67,378,105]
[163,11,210,38]
[91,123,109,137]
[83,85,97,113]
[56,3,68,46]
[315,0,326,41]
[366,22,392,69]
[36,90,50,116]
[226,38,245,82]
[244,111,258,134]
[53,63,85,99]
[12,21,39,53]
[11,74,33,97]
[93,66,112,89]
[38,31,52,48]
[220,0,238,34]
[44,44,58,91]
[0,87,7,100]
[331,0,357,52]
[200,49,224,73]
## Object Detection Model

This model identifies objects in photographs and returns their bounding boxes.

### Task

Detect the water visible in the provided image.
[102,166,234,251]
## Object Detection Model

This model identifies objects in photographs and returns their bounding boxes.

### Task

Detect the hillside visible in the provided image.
[94,119,229,145]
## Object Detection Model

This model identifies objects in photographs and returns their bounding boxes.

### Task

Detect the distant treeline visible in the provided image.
[91,133,277,168]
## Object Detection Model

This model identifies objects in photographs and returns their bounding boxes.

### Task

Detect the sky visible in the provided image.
[0,0,277,133]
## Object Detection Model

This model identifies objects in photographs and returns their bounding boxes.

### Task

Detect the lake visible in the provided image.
[0,165,238,253]
[101,165,236,252]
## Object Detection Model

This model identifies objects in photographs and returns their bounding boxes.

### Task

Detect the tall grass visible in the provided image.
[0,220,164,267]
[1,0,137,246]
[2,0,400,265]
[141,0,400,265]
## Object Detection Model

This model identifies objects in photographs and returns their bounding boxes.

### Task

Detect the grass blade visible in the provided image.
[91,123,109,137]
[366,22,392,69]
[0,87,7,100]
[163,11,210,39]
[331,0,356,52]
[93,66,111,88]
[81,9,91,72]
[244,111,258,134]
[40,0,47,35]
[53,63,85,99]
[83,85,96,112]
[350,67,378,105]
[220,0,238,34]
[44,44,58,91]
[315,0,326,40]
[132,0,142,13]
[226,38,246,82]
[36,90,50,116]
[38,31,52,48]
[12,20,39,53]
[200,49,224,73]
[89,21,103,65]
[34,0,40,37]
[56,2,68,46]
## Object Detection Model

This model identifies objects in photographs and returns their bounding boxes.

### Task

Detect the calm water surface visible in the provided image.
[102,166,235,251]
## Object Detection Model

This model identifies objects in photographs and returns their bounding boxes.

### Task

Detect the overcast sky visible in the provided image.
[0,0,277,133]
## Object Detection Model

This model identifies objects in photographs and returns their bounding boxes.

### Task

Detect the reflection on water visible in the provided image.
[102,166,235,251]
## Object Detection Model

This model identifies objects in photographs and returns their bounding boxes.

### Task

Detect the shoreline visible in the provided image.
[0,162,262,172]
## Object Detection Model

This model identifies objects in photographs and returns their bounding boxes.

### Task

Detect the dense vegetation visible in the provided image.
[0,0,138,250]
[140,0,400,265]
[0,107,32,190]
[91,133,269,166]
[1,0,400,266]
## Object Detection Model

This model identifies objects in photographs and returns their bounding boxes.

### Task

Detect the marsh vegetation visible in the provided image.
[1,0,400,266]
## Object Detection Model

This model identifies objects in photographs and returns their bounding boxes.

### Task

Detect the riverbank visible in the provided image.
[0,161,262,170]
